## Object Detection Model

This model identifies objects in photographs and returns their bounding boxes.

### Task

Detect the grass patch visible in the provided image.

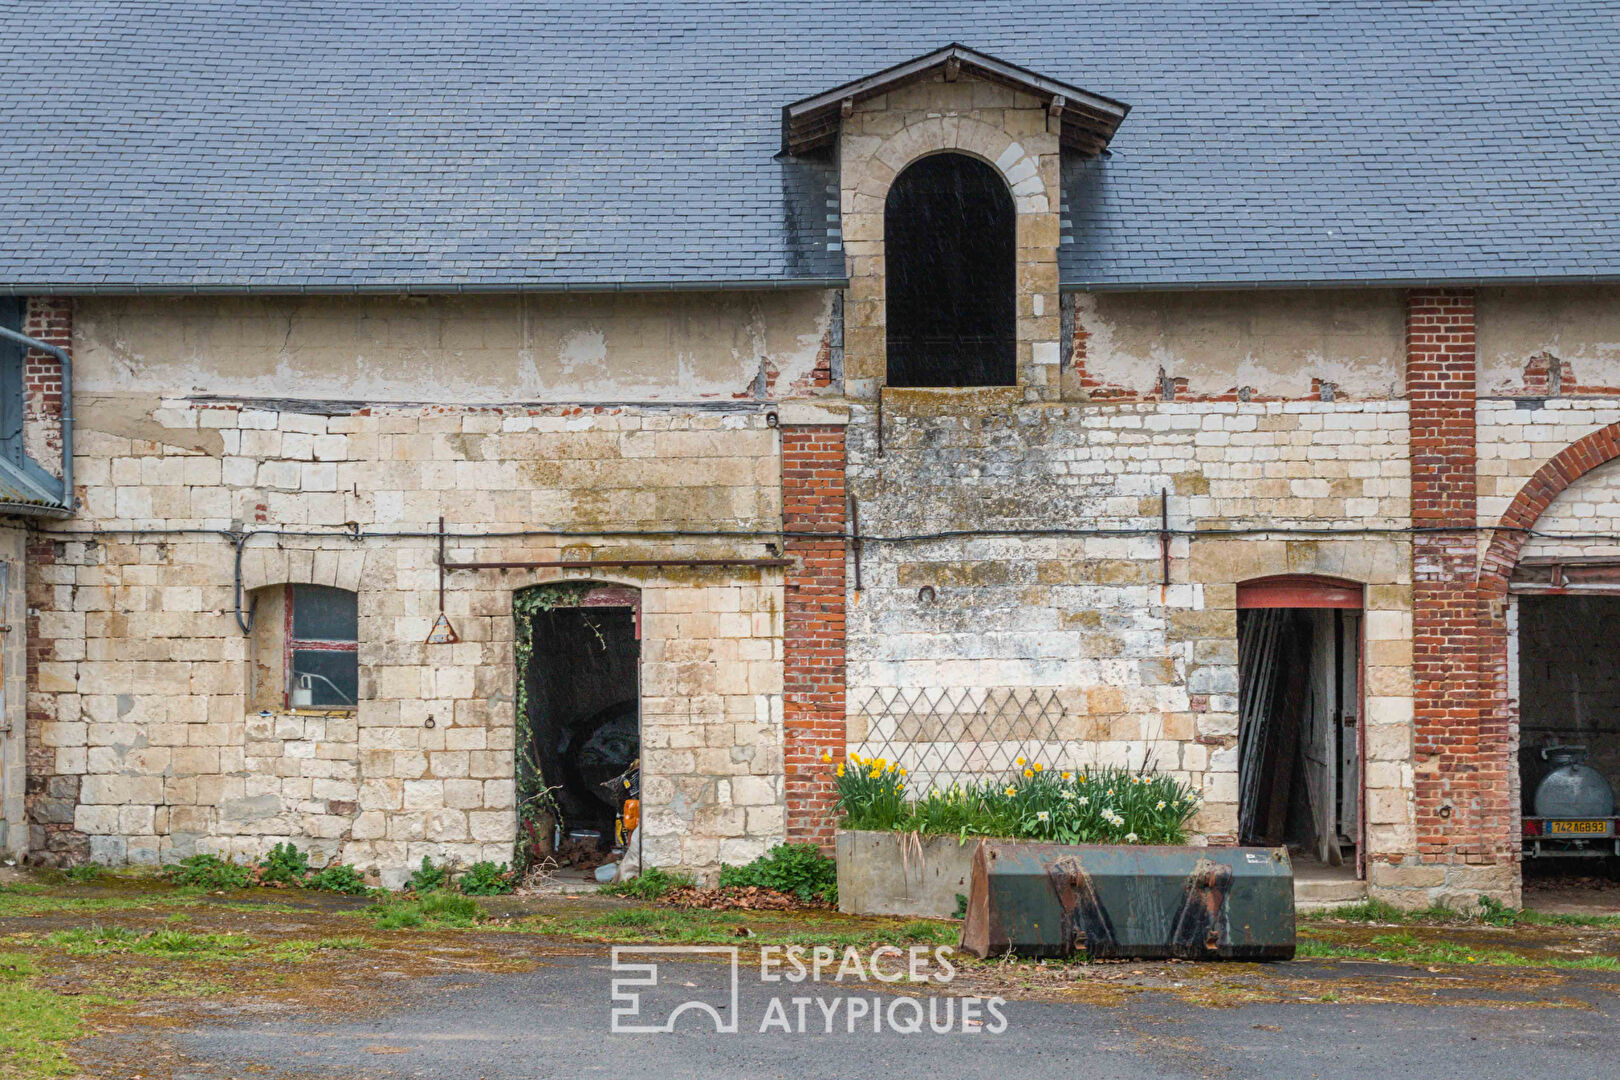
[1302,897,1620,930]
[0,883,202,919]
[513,904,958,950]
[41,926,253,958]
[316,935,371,950]
[0,951,87,1078]
[267,935,373,962]
[1298,932,1620,971]
[367,892,480,930]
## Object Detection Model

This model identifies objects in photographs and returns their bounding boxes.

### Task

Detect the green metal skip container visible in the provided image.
[960,840,1295,961]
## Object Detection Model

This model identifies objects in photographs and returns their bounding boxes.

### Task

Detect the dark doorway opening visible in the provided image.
[518,595,639,875]
[1238,605,1363,879]
[884,152,1016,388]
[1517,595,1620,903]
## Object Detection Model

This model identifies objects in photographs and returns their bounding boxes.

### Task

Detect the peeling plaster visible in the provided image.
[73,292,835,403]
[1478,286,1620,394]
[1075,290,1405,399]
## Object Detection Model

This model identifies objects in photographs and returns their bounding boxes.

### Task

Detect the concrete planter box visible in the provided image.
[835,829,979,919]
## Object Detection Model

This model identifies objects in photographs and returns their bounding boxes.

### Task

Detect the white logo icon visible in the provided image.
[610,945,740,1034]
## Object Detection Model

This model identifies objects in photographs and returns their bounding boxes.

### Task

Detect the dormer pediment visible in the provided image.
[783,44,1129,156]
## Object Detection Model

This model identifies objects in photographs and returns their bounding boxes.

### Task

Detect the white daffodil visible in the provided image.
[1125,832,1139,843]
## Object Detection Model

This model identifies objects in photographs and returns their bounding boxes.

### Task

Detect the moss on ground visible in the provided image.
[2,870,1619,1078]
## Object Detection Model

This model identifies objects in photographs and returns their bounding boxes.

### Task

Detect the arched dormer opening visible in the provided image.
[884,152,1016,387]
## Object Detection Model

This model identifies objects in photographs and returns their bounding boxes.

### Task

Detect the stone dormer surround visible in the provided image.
[838,73,1063,401]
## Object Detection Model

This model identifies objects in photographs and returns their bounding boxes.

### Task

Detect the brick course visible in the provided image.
[781,424,847,848]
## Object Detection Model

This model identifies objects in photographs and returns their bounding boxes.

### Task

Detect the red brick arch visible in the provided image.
[1480,421,1620,596]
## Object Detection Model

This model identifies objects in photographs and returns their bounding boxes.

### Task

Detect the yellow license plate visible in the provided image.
[1547,819,1609,834]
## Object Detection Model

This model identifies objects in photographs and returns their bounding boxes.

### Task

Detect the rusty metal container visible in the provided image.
[960,840,1295,961]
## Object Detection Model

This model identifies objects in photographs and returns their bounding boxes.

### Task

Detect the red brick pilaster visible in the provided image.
[1406,289,1508,868]
[781,424,846,849]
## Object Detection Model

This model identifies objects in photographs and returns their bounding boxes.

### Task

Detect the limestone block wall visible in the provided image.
[1479,397,1620,539]
[27,396,788,882]
[845,394,1414,850]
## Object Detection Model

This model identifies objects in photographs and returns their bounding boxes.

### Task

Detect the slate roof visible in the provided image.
[2,1,1618,293]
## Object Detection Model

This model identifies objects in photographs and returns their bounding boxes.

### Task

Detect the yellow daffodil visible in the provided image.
[1023,769,1034,778]
[898,768,907,777]
[836,764,845,776]
[1004,786,1017,797]
[1016,757,1026,767]
[869,769,881,780]
[1061,772,1072,780]
[821,751,832,763]
[1033,763,1044,773]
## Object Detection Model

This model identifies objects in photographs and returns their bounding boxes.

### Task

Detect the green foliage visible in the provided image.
[367,891,480,930]
[307,864,371,896]
[457,861,517,896]
[60,865,102,885]
[718,843,837,904]
[834,758,1200,846]
[601,866,695,900]
[257,843,312,886]
[406,856,448,895]
[162,854,253,891]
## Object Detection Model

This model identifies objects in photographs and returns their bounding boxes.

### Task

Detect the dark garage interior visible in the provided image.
[1517,595,1620,887]
[519,604,640,856]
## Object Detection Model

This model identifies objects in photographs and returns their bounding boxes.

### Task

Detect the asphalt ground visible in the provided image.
[88,949,1620,1080]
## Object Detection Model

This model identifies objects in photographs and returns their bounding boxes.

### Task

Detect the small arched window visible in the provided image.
[885,152,1016,387]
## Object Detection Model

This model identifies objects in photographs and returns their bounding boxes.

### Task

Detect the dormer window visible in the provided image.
[885,153,1016,387]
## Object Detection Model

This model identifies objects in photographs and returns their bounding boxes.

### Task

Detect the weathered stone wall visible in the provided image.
[844,391,1414,851]
[28,303,803,880]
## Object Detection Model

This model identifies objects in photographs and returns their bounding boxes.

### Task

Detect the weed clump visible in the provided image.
[601,866,695,901]
[457,861,517,896]
[718,844,837,904]
[368,892,480,930]
[161,854,253,891]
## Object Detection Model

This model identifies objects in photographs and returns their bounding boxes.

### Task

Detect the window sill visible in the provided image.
[252,707,358,718]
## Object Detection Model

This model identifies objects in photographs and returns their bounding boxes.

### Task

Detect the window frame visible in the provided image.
[283,583,359,711]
